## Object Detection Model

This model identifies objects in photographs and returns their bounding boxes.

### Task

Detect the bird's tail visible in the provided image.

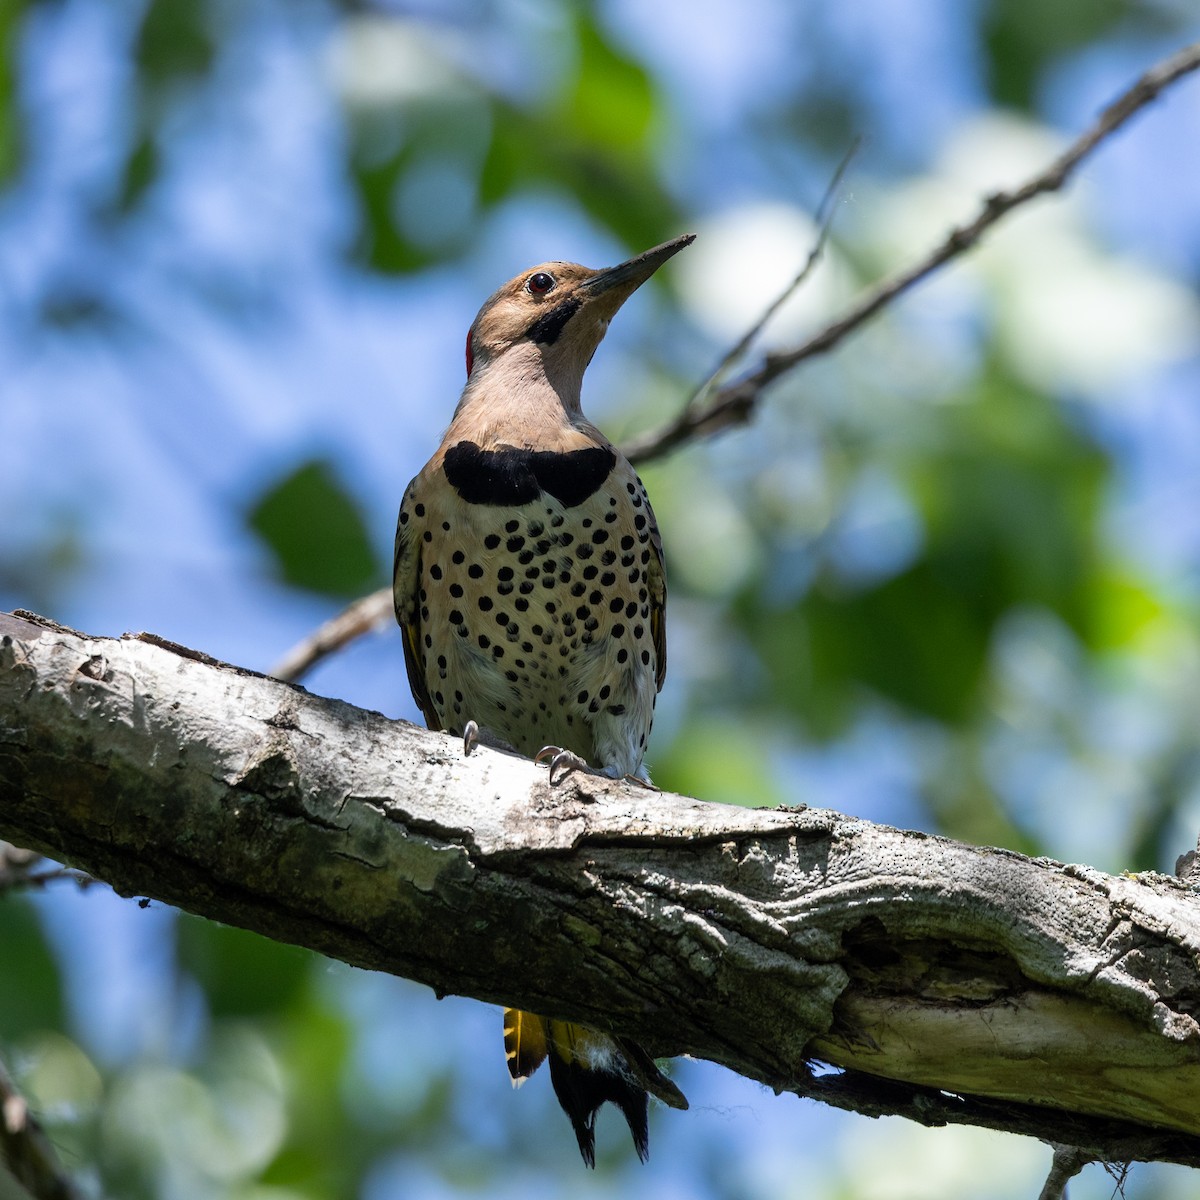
[503,1008,687,1167]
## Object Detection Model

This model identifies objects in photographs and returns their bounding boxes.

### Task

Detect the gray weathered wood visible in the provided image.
[3,609,1200,1165]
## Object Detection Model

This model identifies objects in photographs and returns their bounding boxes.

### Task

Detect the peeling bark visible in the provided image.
[3,609,1200,1166]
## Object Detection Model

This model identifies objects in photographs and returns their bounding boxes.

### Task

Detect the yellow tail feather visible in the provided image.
[503,1008,548,1084]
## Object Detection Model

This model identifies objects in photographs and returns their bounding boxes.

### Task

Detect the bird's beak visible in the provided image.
[581,234,696,312]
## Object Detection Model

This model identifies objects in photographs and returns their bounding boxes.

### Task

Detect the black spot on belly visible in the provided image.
[443,442,616,508]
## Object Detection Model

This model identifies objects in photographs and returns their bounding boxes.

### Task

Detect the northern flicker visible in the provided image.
[393,234,694,1165]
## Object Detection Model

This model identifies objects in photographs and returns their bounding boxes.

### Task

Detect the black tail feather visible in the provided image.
[547,1045,650,1167]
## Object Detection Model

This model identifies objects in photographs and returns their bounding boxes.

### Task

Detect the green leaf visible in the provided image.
[797,559,995,729]
[1090,570,1166,651]
[907,372,1108,644]
[342,8,676,271]
[345,97,485,274]
[351,152,417,274]
[247,459,383,598]
[351,146,472,274]
[265,991,364,1197]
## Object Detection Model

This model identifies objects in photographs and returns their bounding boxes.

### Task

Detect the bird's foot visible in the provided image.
[533,747,662,790]
[534,745,591,786]
[458,722,520,758]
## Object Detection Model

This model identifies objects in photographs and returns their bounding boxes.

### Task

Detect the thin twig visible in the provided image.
[686,135,862,405]
[0,1056,89,1200]
[270,587,394,682]
[1104,1160,1131,1198]
[271,40,1200,682]
[623,38,1200,465]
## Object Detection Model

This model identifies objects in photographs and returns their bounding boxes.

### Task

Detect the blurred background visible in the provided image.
[3,0,1200,1196]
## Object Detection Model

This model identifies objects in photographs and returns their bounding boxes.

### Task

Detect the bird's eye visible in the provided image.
[527,272,555,296]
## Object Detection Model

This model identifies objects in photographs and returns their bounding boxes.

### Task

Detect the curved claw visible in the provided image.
[535,745,588,786]
[463,720,480,757]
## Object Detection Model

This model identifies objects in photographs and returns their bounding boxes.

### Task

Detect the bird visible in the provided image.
[393,233,694,1165]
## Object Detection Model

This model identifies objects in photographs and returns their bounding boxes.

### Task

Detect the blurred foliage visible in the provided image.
[0,899,64,1037]
[742,372,1109,734]
[113,0,218,214]
[248,460,383,598]
[0,0,27,185]
[983,0,1130,108]
[177,919,311,1018]
[4,0,1200,1197]
[132,0,216,85]
[346,4,678,271]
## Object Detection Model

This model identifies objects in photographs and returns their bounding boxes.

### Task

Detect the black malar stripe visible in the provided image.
[527,296,581,345]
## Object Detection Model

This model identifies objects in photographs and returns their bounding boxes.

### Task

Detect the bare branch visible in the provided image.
[1038,1145,1092,1200]
[6,609,1200,1166]
[270,587,394,682]
[623,38,1200,464]
[0,844,96,896]
[683,135,862,405]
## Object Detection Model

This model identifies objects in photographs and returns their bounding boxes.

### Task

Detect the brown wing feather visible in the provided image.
[641,485,668,691]
[393,480,441,730]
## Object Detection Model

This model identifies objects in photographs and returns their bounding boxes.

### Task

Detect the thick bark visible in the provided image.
[3,610,1200,1166]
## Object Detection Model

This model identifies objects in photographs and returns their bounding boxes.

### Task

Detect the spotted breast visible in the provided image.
[396,436,663,779]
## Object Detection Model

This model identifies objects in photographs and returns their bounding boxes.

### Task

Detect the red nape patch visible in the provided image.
[465,327,474,378]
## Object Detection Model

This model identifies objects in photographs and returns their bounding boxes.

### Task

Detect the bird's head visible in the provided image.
[463,234,695,402]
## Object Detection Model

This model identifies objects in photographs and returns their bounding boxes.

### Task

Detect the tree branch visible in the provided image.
[622,38,1200,463]
[269,587,394,682]
[5,610,1200,1166]
[1038,1145,1091,1200]
[678,134,862,409]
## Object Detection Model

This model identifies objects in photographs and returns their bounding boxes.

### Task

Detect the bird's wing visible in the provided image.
[642,480,668,692]
[393,476,441,730]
